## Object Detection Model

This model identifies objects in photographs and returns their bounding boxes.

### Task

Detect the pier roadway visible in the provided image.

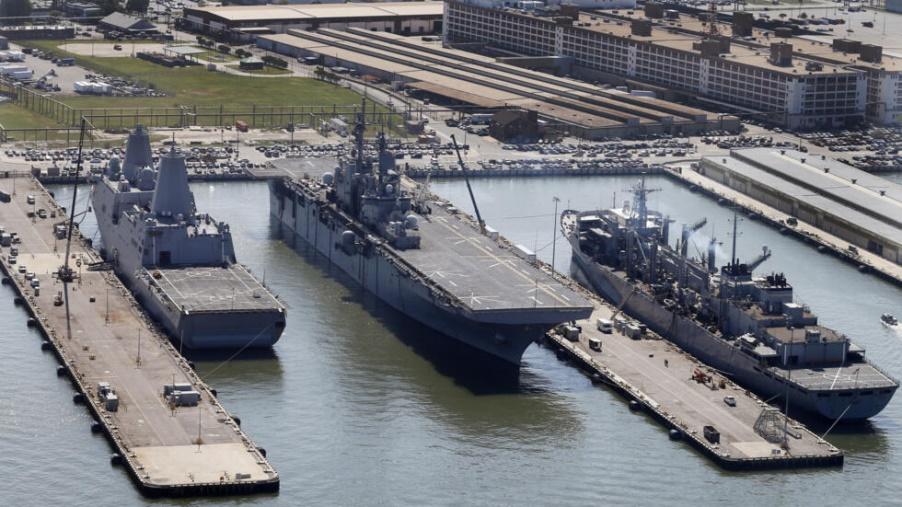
[546,295,843,469]
[0,177,278,496]
[666,165,902,286]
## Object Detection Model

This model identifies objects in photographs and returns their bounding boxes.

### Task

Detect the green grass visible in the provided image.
[0,103,63,129]
[20,40,384,110]
[15,39,404,135]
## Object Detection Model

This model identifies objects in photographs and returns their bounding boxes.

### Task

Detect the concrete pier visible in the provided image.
[544,294,844,470]
[665,165,902,287]
[0,176,278,497]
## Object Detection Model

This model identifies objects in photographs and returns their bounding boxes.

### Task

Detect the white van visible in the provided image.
[597,318,613,334]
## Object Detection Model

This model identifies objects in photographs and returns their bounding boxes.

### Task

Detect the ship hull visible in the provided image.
[569,239,893,421]
[270,183,545,366]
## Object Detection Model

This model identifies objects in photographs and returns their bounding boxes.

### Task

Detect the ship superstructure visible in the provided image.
[270,113,593,365]
[563,178,898,420]
[92,126,286,349]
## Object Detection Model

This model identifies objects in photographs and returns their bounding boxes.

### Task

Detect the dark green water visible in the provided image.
[1,176,899,506]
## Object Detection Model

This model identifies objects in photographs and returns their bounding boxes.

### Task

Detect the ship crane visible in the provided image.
[680,217,708,258]
[450,134,485,234]
[745,246,772,272]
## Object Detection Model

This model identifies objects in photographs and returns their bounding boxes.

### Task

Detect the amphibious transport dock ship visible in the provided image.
[563,179,898,420]
[270,115,592,365]
[92,126,286,349]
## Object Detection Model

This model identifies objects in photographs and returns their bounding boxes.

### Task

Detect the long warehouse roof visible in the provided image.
[706,148,902,246]
[185,1,443,23]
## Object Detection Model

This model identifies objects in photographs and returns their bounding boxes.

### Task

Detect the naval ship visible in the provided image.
[91,126,286,349]
[562,178,898,420]
[270,113,592,365]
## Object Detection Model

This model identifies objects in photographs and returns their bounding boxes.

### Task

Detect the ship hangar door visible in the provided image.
[159,251,172,266]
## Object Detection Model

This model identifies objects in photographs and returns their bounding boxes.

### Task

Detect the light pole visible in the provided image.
[551,196,560,277]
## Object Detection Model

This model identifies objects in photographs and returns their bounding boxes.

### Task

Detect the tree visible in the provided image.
[1,0,32,17]
[126,0,150,14]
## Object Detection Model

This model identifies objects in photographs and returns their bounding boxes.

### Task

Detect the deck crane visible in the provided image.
[679,218,708,258]
[450,134,485,234]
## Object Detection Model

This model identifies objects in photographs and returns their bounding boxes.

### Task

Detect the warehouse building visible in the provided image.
[98,12,159,35]
[442,0,901,129]
[700,149,902,265]
[257,28,738,139]
[182,2,444,40]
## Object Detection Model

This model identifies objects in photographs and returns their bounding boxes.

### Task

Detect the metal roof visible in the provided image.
[99,12,157,31]
[187,1,443,23]
[704,148,902,247]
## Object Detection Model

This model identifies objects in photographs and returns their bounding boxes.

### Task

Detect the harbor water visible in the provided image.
[1,175,899,506]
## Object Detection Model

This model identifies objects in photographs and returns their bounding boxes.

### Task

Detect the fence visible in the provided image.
[0,77,406,136]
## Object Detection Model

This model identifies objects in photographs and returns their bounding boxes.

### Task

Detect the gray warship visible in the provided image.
[269,114,592,365]
[562,178,898,420]
[91,126,286,349]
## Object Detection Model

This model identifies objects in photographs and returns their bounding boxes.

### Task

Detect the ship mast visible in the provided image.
[626,176,660,230]
[728,210,741,271]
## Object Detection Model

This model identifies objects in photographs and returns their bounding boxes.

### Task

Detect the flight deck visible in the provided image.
[150,265,283,313]
[399,201,592,316]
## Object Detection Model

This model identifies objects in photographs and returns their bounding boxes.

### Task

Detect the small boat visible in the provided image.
[881,313,899,327]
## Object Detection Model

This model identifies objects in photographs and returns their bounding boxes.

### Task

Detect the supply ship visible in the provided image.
[563,178,897,420]
[269,113,592,365]
[92,126,286,349]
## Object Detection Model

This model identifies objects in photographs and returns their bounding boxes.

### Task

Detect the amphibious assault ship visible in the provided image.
[270,114,592,365]
[92,126,286,349]
[563,179,898,420]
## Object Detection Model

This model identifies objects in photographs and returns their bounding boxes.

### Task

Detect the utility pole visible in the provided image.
[136,328,142,368]
[551,196,560,277]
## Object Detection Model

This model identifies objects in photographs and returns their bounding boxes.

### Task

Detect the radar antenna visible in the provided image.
[625,176,660,228]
